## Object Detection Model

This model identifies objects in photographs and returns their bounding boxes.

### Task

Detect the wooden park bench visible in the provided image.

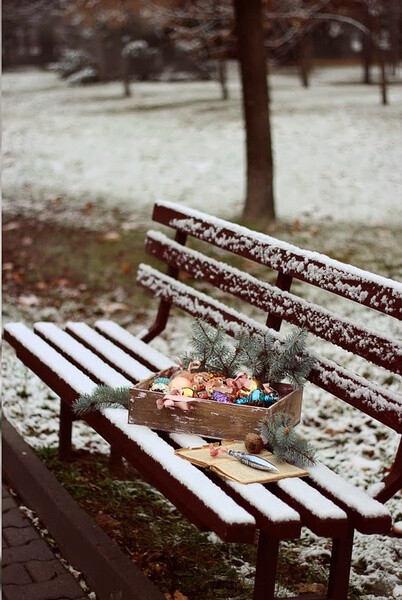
[4,200,401,600]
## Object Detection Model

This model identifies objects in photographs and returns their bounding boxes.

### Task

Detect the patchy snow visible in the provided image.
[3,65,402,226]
[65,322,151,382]
[94,320,174,370]
[307,463,390,519]
[102,408,255,527]
[277,477,347,521]
[34,322,131,387]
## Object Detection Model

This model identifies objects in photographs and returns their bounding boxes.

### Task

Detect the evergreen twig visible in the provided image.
[73,385,131,416]
[259,413,316,467]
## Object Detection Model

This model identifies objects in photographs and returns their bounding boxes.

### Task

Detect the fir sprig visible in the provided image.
[268,329,316,388]
[73,385,131,416]
[259,413,316,467]
[242,327,315,388]
[181,319,246,377]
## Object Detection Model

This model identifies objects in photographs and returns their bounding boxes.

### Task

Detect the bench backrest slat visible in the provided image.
[146,231,402,375]
[153,201,402,319]
[137,265,402,433]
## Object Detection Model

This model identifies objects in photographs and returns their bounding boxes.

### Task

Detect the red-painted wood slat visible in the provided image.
[146,232,402,375]
[152,202,402,319]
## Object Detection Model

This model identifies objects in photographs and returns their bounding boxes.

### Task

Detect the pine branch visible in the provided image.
[259,413,316,467]
[73,386,130,416]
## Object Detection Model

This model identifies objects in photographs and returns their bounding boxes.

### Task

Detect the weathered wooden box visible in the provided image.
[128,367,302,440]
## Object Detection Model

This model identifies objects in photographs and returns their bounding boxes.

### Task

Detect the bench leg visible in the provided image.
[59,401,73,461]
[253,532,279,600]
[327,526,354,600]
[109,446,124,472]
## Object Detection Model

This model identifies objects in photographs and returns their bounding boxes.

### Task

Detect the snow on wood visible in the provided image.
[277,477,347,520]
[95,320,174,370]
[154,201,402,316]
[66,322,151,382]
[34,322,131,388]
[4,323,97,395]
[103,408,255,526]
[146,230,401,370]
[307,463,391,518]
[170,432,300,524]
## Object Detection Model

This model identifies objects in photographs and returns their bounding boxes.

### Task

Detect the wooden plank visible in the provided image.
[4,327,256,544]
[146,232,402,375]
[152,201,402,319]
[129,385,302,440]
[137,266,402,432]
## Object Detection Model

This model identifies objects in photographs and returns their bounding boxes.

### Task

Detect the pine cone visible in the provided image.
[244,433,264,454]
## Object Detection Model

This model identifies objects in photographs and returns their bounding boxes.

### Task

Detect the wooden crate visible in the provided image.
[128,367,302,440]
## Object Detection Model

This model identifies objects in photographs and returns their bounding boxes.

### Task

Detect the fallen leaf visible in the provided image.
[12,272,25,284]
[35,281,49,290]
[173,591,188,600]
[82,202,94,214]
[3,222,20,231]
[100,302,130,314]
[95,513,121,529]
[22,236,33,246]
[18,294,40,307]
[100,231,121,242]
[164,594,173,600]
[52,278,74,287]
[121,221,140,232]
[296,582,326,595]
[2,262,14,271]
[120,262,134,275]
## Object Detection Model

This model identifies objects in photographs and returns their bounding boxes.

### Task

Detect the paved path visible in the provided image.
[2,484,88,600]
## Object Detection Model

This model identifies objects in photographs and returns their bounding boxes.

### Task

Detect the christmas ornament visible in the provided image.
[211,391,232,403]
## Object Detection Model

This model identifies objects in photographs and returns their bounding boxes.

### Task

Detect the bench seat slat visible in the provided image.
[306,464,391,534]
[65,322,151,383]
[169,433,301,538]
[153,201,402,319]
[4,326,256,543]
[4,324,97,396]
[34,323,131,388]
[30,325,301,539]
[169,433,349,538]
[94,320,174,371]
[137,265,402,432]
[146,231,401,375]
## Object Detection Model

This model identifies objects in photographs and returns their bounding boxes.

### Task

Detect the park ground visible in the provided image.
[2,64,402,600]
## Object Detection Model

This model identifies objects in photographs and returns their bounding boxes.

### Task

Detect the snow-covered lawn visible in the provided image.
[3,64,402,225]
[2,65,402,599]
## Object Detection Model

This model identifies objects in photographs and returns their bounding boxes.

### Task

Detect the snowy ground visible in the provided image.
[2,65,402,599]
[3,64,402,226]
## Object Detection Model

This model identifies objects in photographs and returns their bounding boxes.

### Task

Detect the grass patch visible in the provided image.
[36,447,337,599]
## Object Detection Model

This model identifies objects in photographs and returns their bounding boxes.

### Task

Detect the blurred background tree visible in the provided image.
[3,0,400,220]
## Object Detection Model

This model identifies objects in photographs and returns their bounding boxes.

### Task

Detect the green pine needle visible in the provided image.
[73,385,131,416]
[259,413,316,467]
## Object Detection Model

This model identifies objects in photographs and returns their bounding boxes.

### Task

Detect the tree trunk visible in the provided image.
[233,0,275,222]
[218,59,229,100]
[95,27,108,82]
[389,0,400,75]
[362,12,373,84]
[39,23,54,67]
[299,31,312,88]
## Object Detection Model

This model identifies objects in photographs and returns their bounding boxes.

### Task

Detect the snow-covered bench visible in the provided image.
[4,200,401,600]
